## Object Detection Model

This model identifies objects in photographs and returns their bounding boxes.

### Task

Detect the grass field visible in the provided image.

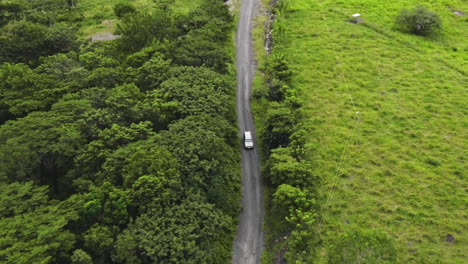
[77,0,202,38]
[271,0,467,262]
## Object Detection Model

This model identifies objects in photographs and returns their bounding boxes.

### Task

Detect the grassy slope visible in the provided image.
[278,0,467,263]
[77,0,201,38]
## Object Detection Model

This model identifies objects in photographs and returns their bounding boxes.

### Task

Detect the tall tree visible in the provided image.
[0,182,78,264]
[113,193,232,264]
[0,62,67,117]
[0,99,92,195]
[116,9,177,53]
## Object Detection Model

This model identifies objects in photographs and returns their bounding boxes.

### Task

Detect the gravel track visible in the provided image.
[232,0,264,263]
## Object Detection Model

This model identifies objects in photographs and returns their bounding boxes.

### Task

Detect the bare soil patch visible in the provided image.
[91,32,121,42]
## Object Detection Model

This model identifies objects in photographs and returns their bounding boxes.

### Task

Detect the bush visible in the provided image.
[263,102,295,149]
[329,229,397,264]
[114,2,136,18]
[396,5,442,36]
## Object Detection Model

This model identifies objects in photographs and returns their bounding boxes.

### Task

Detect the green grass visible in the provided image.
[274,0,467,263]
[77,0,202,39]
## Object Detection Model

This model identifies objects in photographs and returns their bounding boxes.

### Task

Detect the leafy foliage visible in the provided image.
[396,5,442,36]
[114,2,136,18]
[71,249,93,264]
[0,182,78,264]
[0,1,238,263]
[0,20,78,64]
[116,10,176,53]
[113,194,232,264]
[80,182,130,227]
[0,99,91,194]
[258,2,319,262]
[328,230,397,264]
[263,102,296,149]
[268,147,315,187]
[160,115,240,213]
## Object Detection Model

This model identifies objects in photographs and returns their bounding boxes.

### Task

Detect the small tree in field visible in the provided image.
[114,2,136,18]
[396,5,442,36]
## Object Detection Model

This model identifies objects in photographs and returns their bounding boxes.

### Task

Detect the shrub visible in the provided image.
[396,5,442,36]
[263,102,295,149]
[268,52,292,82]
[329,229,397,264]
[114,2,136,18]
[268,147,314,187]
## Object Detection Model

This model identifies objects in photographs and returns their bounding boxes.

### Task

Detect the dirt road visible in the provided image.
[232,0,264,263]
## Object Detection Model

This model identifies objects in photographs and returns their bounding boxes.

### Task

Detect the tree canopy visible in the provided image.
[0,0,238,262]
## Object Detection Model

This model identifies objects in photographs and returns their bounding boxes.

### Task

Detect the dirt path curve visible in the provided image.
[232,0,264,263]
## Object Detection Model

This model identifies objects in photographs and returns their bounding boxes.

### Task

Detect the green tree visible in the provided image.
[134,53,171,90]
[396,5,442,36]
[0,99,92,195]
[79,43,121,70]
[71,121,156,185]
[159,67,233,118]
[173,22,231,73]
[113,194,232,264]
[105,83,144,123]
[114,2,136,18]
[268,52,292,82]
[44,22,79,54]
[80,182,130,227]
[71,249,93,264]
[153,0,175,12]
[85,67,124,88]
[267,78,286,102]
[36,53,88,84]
[272,184,318,262]
[0,182,78,264]
[0,19,78,64]
[116,10,177,53]
[273,184,313,212]
[100,139,180,188]
[182,0,232,32]
[136,89,179,129]
[0,1,23,26]
[263,102,296,149]
[0,20,48,63]
[130,174,182,213]
[83,224,117,264]
[268,147,316,187]
[0,62,64,117]
[160,115,239,213]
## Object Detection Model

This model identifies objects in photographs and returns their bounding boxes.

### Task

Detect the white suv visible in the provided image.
[244,131,254,149]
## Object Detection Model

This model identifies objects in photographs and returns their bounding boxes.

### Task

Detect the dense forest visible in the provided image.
[0,0,240,263]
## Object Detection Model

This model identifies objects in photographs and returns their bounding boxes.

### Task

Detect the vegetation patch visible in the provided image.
[260,0,467,263]
[396,5,442,36]
[0,0,240,263]
[77,0,202,39]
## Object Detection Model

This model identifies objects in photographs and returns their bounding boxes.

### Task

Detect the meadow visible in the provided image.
[262,0,466,262]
